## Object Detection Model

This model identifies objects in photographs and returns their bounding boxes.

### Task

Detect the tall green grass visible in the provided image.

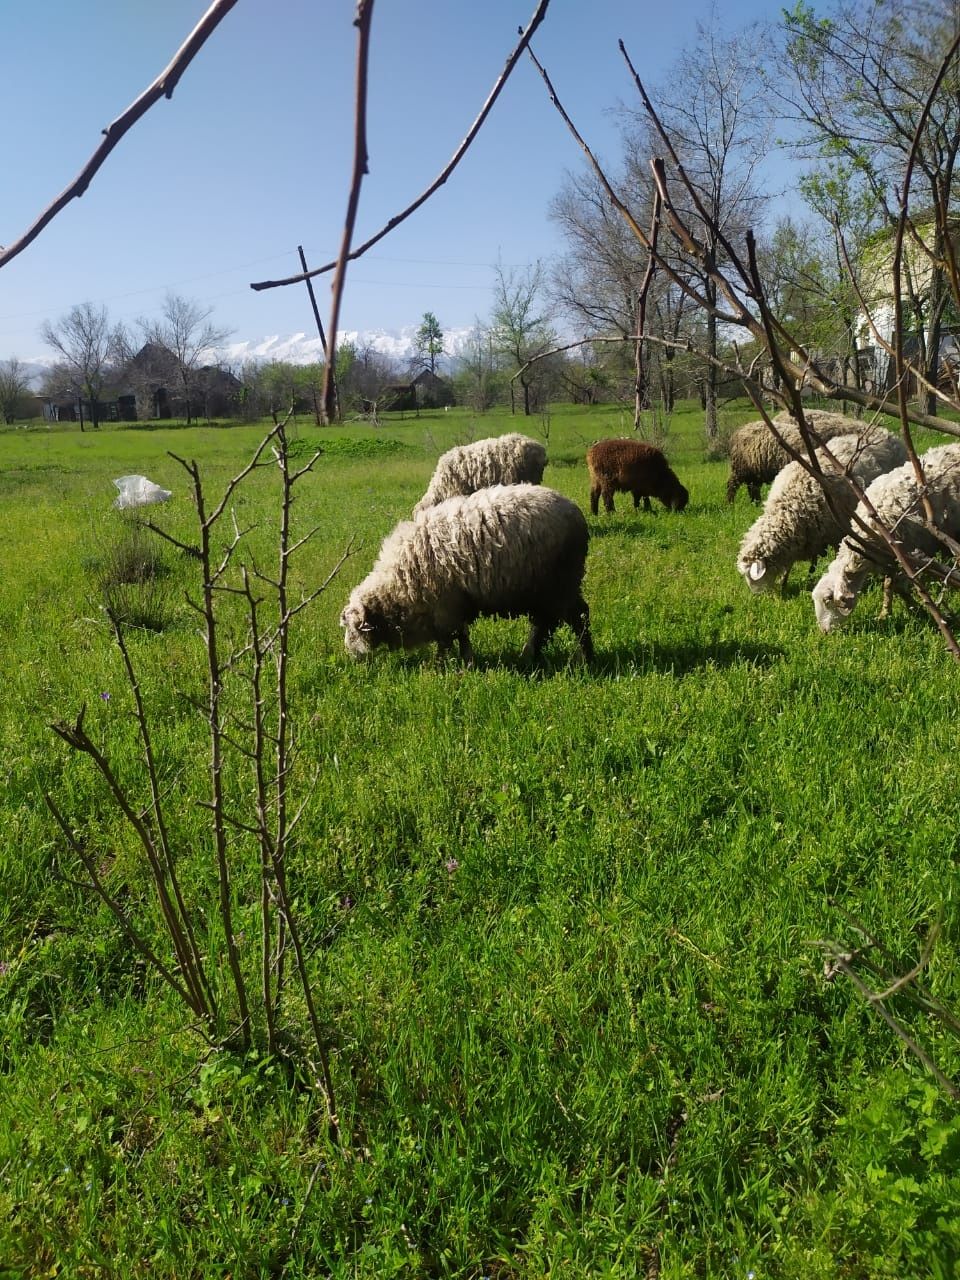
[1,402,959,1277]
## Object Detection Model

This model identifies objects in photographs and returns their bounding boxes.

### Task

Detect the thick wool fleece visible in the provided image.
[737,428,908,591]
[341,483,592,662]
[726,410,861,504]
[812,442,960,630]
[586,438,688,514]
[413,433,546,515]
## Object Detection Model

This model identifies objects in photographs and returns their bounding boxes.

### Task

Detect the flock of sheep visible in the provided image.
[339,419,960,663]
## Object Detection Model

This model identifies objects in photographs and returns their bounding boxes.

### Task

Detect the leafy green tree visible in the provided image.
[413,312,444,376]
[781,0,960,412]
[490,262,557,416]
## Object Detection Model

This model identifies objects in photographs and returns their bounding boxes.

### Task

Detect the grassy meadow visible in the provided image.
[1,401,960,1278]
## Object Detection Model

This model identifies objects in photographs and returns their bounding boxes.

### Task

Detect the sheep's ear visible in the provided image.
[749,560,766,581]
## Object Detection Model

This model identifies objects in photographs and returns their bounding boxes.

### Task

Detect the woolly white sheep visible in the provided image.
[341,483,593,664]
[812,443,960,631]
[726,410,861,504]
[736,428,908,594]
[413,433,546,516]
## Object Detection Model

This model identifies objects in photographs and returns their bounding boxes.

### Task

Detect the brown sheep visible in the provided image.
[586,438,689,515]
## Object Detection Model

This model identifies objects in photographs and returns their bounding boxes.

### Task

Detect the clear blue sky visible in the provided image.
[0,0,794,364]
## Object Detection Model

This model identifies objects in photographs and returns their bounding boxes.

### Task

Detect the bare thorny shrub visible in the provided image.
[46,421,350,1137]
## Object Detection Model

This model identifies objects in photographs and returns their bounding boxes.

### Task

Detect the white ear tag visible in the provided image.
[749,560,766,581]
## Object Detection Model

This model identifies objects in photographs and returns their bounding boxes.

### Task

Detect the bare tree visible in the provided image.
[39,302,123,430]
[0,357,31,424]
[624,12,773,444]
[141,293,231,425]
[550,167,649,422]
[491,261,556,415]
[550,162,697,425]
[453,321,503,411]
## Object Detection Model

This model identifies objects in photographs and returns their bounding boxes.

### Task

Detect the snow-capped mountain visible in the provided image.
[221,326,473,370]
[21,327,475,386]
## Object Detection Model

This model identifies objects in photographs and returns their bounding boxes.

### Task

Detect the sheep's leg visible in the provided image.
[726,475,739,504]
[878,575,894,621]
[435,628,473,667]
[589,483,601,516]
[602,486,615,514]
[456,628,475,667]
[748,481,762,504]
[522,619,555,659]
[779,568,791,597]
[569,596,594,663]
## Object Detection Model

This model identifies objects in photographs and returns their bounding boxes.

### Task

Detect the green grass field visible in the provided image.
[1,402,959,1278]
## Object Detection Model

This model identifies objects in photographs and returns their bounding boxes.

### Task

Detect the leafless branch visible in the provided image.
[319,0,376,424]
[108,611,215,1016]
[44,791,201,1016]
[809,928,960,1102]
[249,0,552,293]
[0,0,240,272]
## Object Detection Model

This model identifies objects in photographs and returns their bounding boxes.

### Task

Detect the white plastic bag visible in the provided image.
[112,475,173,510]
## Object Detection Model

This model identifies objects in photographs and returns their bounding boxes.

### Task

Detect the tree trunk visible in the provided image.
[633,336,645,431]
[704,280,719,442]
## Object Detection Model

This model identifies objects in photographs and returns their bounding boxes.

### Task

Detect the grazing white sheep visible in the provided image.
[726,410,861,504]
[812,443,960,631]
[413,433,546,515]
[737,428,908,594]
[341,483,593,664]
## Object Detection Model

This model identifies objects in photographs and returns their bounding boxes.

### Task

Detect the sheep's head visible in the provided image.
[341,591,419,656]
[340,597,402,657]
[737,554,774,594]
[812,566,857,632]
[340,600,377,657]
[668,482,690,512]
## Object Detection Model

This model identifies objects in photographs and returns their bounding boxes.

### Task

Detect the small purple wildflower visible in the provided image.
[99,691,111,701]
[444,858,460,874]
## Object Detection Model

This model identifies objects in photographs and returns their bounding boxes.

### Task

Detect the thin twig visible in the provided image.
[320,0,375,424]
[250,1,552,293]
[0,0,240,272]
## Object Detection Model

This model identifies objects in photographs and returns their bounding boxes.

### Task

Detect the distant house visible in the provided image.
[42,397,117,426]
[853,216,960,399]
[376,383,418,413]
[412,369,454,409]
[120,341,241,420]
